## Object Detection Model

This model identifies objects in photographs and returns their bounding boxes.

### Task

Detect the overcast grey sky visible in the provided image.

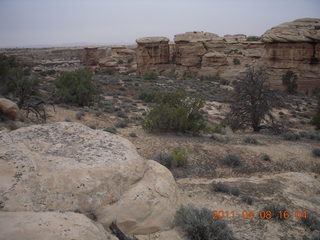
[0,0,319,47]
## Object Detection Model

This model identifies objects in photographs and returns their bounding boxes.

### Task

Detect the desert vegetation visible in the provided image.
[1,50,319,240]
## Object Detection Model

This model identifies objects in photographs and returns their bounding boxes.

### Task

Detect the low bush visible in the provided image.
[300,210,320,231]
[262,204,288,221]
[104,126,117,134]
[154,152,172,168]
[283,132,301,141]
[129,132,137,137]
[142,89,206,135]
[312,148,320,157]
[143,71,157,80]
[75,111,85,120]
[175,205,236,240]
[171,147,190,167]
[223,154,242,168]
[154,147,190,169]
[54,68,100,106]
[243,136,258,144]
[115,119,128,128]
[282,70,298,94]
[233,58,241,65]
[211,182,240,196]
[138,88,158,103]
[261,153,271,161]
[241,195,253,205]
[246,36,261,41]
[311,106,320,130]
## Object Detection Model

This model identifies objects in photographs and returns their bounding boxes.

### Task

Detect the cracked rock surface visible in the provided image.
[0,122,178,236]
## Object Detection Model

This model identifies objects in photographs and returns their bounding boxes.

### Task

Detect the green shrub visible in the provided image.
[243,136,258,144]
[311,105,320,130]
[261,153,271,161]
[175,205,236,240]
[206,122,227,134]
[142,89,206,134]
[129,132,137,137]
[154,147,190,169]
[143,71,157,80]
[211,182,240,196]
[233,58,240,65]
[223,154,242,168]
[138,88,158,103]
[312,148,320,157]
[5,68,40,108]
[246,36,260,41]
[115,119,128,128]
[104,126,117,134]
[171,147,190,167]
[54,68,100,106]
[283,132,301,141]
[154,152,173,168]
[282,70,298,94]
[0,54,40,108]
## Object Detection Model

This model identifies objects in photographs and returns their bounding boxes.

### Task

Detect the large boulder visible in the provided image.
[261,18,320,43]
[0,122,178,235]
[0,211,117,240]
[0,98,19,120]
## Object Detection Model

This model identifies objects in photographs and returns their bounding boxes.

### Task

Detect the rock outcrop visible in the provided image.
[136,37,170,74]
[84,46,99,66]
[0,212,117,240]
[0,98,19,120]
[261,18,320,43]
[261,18,320,93]
[0,122,178,235]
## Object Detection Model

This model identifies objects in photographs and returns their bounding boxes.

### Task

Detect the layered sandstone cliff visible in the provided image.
[260,18,320,93]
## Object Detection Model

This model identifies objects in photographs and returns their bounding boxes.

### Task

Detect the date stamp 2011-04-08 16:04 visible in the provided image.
[211,210,312,221]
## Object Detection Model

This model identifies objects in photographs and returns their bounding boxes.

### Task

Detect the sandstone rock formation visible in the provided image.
[0,98,19,120]
[136,37,170,74]
[0,212,117,240]
[0,122,178,235]
[261,18,320,92]
[261,18,320,43]
[84,46,99,66]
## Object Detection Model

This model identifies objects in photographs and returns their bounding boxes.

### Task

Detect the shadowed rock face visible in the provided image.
[0,122,178,235]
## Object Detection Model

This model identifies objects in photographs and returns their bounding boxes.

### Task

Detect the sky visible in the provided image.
[0,0,319,48]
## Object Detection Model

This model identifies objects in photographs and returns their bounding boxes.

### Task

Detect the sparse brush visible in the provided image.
[175,205,236,240]
[129,132,137,137]
[241,195,253,205]
[104,127,117,134]
[261,153,271,161]
[312,148,320,157]
[211,182,240,196]
[243,136,258,144]
[262,203,288,221]
[154,152,173,168]
[300,210,320,231]
[283,132,301,141]
[115,119,128,128]
[223,154,242,168]
[75,111,85,120]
